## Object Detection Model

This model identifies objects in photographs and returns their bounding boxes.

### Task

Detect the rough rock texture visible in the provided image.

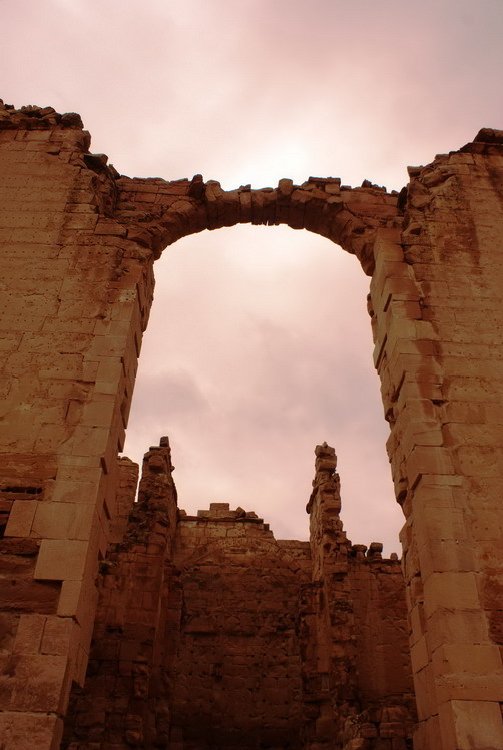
[166,505,310,750]
[62,440,414,750]
[302,443,415,750]
[62,438,178,749]
[1,101,503,748]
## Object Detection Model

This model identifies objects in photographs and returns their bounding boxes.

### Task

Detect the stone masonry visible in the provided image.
[62,438,415,750]
[0,101,502,748]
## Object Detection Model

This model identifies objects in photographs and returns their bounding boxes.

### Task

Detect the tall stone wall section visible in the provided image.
[303,443,415,749]
[166,504,311,749]
[0,101,502,748]
[0,103,153,748]
[368,133,503,749]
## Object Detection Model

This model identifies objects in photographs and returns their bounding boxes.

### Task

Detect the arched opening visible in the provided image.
[123,223,403,553]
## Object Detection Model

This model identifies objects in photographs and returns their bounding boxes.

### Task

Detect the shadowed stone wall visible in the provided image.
[166,505,310,750]
[63,439,414,750]
[0,101,502,749]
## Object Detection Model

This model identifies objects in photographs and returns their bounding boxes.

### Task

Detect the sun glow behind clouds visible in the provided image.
[221,138,311,192]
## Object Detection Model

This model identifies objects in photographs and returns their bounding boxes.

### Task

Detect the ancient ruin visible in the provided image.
[0,101,502,749]
[61,438,415,750]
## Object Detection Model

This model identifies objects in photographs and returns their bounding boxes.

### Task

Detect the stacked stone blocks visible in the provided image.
[0,102,502,748]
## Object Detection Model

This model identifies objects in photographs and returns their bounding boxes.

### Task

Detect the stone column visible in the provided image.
[304,443,358,748]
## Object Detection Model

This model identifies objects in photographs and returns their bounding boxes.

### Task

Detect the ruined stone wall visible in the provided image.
[304,443,415,750]
[62,440,413,750]
[350,556,413,707]
[368,132,503,749]
[109,457,139,545]
[0,102,405,748]
[1,101,503,749]
[63,439,178,749]
[166,504,311,750]
[348,557,416,746]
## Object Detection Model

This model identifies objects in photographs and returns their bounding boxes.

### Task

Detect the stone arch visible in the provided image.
[1,104,503,750]
[113,173,401,274]
[84,132,503,750]
[126,215,398,545]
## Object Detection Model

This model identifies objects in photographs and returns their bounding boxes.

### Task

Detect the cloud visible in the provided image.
[123,224,401,549]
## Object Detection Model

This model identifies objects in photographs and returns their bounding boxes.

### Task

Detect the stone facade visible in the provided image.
[0,101,502,748]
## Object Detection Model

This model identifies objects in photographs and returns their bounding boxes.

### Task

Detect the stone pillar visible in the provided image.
[0,102,154,749]
[368,131,503,749]
[63,437,178,748]
[304,442,359,748]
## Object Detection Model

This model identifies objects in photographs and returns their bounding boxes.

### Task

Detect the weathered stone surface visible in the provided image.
[1,101,503,748]
[61,441,414,750]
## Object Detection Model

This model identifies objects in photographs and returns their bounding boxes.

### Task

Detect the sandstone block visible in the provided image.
[0,712,63,750]
[13,613,46,654]
[9,653,70,713]
[5,498,37,537]
[418,539,476,579]
[40,615,75,657]
[412,664,437,722]
[439,699,503,750]
[410,636,429,674]
[32,502,95,541]
[423,572,481,617]
[34,539,88,581]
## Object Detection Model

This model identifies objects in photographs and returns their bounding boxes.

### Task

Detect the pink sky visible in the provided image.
[2,0,502,552]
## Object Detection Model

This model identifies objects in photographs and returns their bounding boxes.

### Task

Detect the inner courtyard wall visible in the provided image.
[0,101,502,749]
[166,505,310,750]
